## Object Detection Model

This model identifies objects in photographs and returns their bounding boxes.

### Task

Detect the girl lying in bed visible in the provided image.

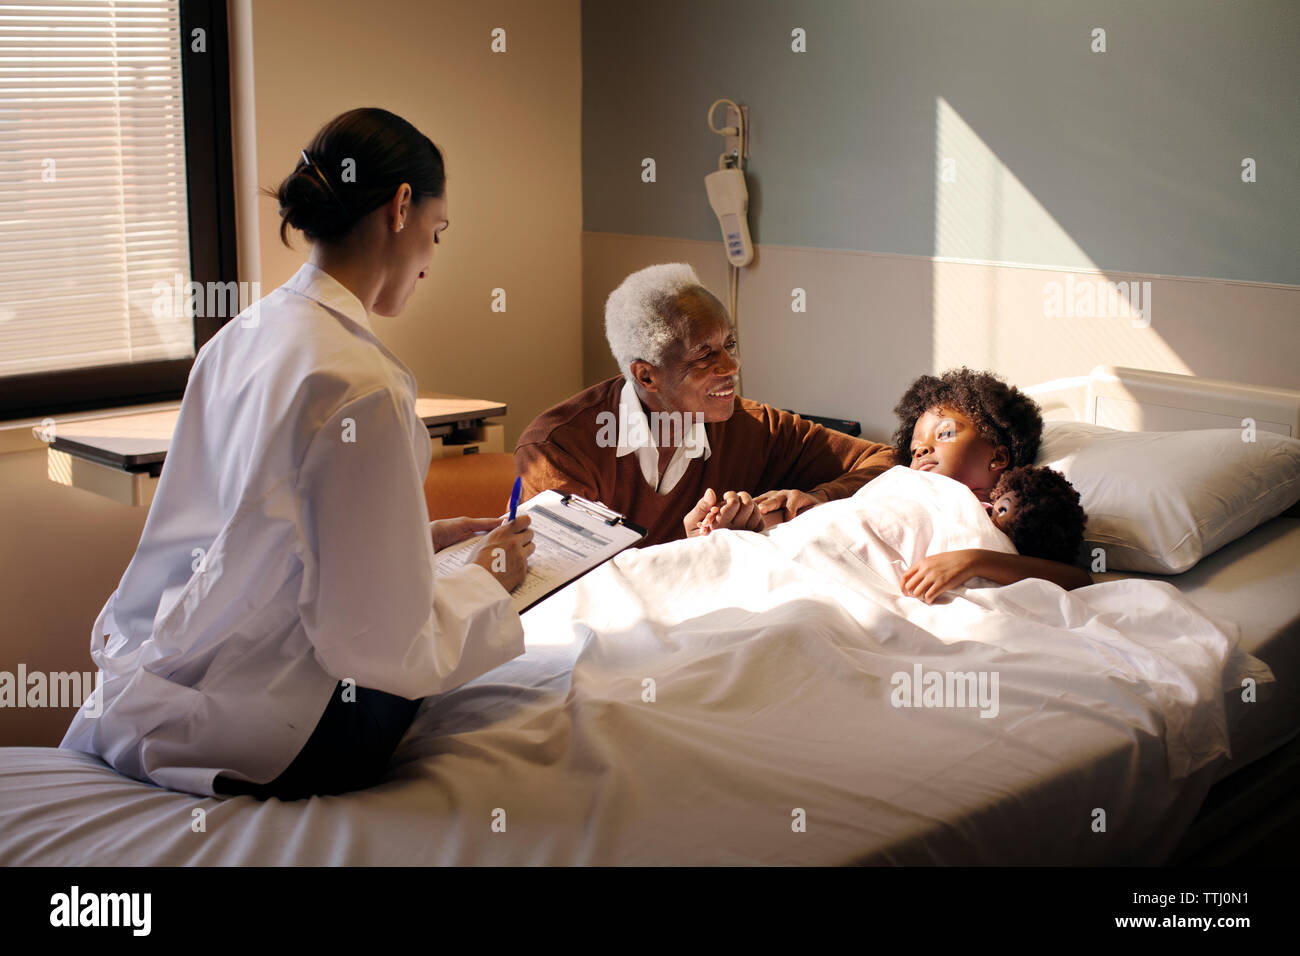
[694,367,1092,601]
[891,367,1091,600]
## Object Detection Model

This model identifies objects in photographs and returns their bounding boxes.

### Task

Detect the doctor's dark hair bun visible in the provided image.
[267,107,445,247]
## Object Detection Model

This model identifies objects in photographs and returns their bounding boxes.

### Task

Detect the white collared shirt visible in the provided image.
[60,262,524,796]
[615,379,711,494]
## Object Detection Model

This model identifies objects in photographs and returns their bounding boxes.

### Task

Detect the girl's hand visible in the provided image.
[699,506,721,534]
[901,549,984,604]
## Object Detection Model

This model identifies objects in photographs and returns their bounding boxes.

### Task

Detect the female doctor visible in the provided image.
[60,107,534,800]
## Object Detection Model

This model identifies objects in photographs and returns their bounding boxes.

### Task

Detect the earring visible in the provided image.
[397,222,404,232]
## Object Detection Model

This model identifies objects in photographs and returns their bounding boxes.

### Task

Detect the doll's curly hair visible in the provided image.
[991,465,1087,564]
[891,367,1043,469]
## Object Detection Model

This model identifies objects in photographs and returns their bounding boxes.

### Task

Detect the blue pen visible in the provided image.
[508,475,523,522]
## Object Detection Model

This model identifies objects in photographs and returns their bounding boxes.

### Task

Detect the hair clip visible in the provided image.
[300,149,348,211]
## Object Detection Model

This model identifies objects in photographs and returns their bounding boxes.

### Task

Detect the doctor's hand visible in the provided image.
[470,515,534,593]
[683,488,765,537]
[430,516,502,551]
[753,488,827,528]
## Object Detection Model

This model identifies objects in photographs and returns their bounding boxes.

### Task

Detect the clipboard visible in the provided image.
[433,490,646,613]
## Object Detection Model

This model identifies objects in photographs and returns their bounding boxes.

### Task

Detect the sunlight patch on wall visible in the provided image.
[932,97,1190,383]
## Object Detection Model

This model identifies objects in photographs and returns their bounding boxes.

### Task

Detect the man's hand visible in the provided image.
[468,516,535,593]
[900,549,984,604]
[753,488,827,528]
[683,488,766,537]
[430,516,502,552]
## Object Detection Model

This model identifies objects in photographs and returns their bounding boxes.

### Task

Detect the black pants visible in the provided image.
[215,681,422,800]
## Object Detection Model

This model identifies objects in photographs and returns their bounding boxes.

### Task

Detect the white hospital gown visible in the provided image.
[60,263,523,796]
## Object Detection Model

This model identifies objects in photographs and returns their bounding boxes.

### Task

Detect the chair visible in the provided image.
[424,452,518,521]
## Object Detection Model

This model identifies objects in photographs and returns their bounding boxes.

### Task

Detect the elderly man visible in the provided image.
[514,263,895,546]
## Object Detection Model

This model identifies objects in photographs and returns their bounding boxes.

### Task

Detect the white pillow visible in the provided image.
[1036,421,1300,573]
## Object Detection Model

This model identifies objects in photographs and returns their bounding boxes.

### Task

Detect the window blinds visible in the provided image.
[0,0,194,378]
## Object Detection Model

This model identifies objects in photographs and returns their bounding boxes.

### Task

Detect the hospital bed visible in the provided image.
[1025,367,1300,864]
[0,367,1296,865]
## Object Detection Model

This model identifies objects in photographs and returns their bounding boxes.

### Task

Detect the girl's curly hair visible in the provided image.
[991,465,1087,564]
[891,367,1043,468]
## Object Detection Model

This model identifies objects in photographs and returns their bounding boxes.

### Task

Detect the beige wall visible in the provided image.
[0,0,582,746]
[583,232,1300,443]
[252,0,582,448]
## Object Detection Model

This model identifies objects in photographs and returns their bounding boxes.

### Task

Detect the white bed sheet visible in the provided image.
[1096,514,1300,780]
[0,469,1276,865]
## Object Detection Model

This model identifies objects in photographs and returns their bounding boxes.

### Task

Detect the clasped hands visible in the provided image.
[683,487,827,537]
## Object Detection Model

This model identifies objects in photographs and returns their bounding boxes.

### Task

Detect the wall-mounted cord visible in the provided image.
[706,98,747,393]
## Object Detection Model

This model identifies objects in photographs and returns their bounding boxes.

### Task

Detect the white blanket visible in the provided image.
[762,466,1273,779]
[502,466,1273,861]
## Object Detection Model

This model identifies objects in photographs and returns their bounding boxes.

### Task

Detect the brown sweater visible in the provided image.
[514,376,895,547]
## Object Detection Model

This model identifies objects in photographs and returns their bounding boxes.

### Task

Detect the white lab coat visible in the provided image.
[60,262,524,797]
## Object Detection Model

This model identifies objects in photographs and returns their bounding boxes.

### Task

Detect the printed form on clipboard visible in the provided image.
[433,491,646,613]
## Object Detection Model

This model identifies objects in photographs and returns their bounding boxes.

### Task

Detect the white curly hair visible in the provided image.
[604,263,716,381]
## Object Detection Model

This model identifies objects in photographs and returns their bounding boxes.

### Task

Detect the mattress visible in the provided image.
[0,501,1293,866]
[1096,515,1300,779]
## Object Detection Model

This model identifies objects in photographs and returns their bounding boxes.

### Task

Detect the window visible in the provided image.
[0,0,235,419]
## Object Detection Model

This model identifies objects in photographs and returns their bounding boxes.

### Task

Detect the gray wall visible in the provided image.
[583,0,1299,285]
